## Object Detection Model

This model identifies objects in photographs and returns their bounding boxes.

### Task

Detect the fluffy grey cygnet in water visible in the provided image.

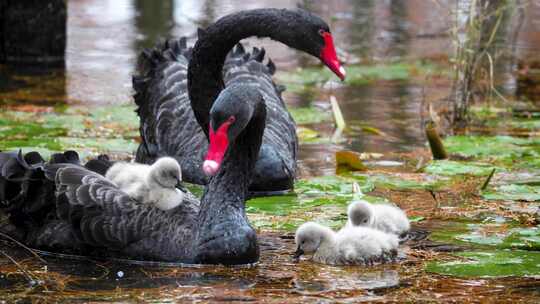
[294,222,399,265]
[346,200,410,239]
[105,157,184,210]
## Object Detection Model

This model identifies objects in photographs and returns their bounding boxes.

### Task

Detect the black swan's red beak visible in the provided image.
[320,31,346,81]
[204,121,232,176]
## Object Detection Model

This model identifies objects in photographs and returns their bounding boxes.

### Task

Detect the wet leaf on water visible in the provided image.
[442,135,540,170]
[296,175,374,196]
[433,221,540,251]
[351,173,445,191]
[482,184,540,202]
[0,106,140,157]
[289,106,332,125]
[297,126,320,142]
[426,250,540,278]
[360,125,386,136]
[502,227,540,251]
[424,160,500,176]
[336,151,367,172]
[409,216,425,223]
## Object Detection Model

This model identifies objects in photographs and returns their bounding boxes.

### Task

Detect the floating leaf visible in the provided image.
[409,216,425,223]
[424,160,499,176]
[482,184,540,202]
[296,175,374,195]
[289,106,332,125]
[426,250,540,278]
[297,126,320,141]
[352,173,445,191]
[442,135,540,170]
[336,151,367,172]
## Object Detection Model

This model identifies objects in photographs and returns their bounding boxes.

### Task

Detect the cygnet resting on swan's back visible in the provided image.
[105,157,184,210]
[294,222,398,265]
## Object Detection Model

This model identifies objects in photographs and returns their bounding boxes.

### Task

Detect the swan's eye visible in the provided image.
[227,116,236,124]
[318,29,325,36]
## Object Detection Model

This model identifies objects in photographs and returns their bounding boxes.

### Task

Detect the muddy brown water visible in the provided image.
[1,0,540,302]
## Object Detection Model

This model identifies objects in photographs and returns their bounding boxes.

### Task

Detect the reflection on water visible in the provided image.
[293,268,399,292]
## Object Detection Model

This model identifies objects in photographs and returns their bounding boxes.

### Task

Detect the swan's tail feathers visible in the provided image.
[233,43,245,55]
[84,154,113,176]
[133,36,192,110]
[0,150,57,221]
[266,58,276,75]
[49,150,81,165]
[23,151,45,165]
[252,47,266,63]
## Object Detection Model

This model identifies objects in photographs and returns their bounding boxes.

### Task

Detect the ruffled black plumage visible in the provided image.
[0,150,200,260]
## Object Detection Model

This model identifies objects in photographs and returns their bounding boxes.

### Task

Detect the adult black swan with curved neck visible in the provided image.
[134,8,345,192]
[0,84,265,264]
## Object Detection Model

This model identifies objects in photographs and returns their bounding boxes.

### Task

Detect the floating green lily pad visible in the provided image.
[295,175,374,196]
[442,135,540,170]
[502,227,540,250]
[433,221,540,251]
[290,106,332,125]
[352,173,445,190]
[483,184,540,202]
[0,105,139,157]
[426,250,540,278]
[424,160,499,176]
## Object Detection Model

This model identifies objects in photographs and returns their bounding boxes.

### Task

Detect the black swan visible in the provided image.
[134,8,345,192]
[0,83,266,264]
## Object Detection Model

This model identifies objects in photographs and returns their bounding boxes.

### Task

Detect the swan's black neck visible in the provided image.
[188,9,309,137]
[194,101,266,264]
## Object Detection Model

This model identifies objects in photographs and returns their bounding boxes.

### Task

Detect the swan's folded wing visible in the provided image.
[54,166,196,253]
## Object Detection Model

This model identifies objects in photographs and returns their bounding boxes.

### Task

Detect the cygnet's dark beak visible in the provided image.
[293,247,304,260]
[176,180,188,193]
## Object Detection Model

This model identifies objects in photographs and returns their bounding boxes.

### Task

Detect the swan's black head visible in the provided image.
[279,9,345,80]
[203,84,264,176]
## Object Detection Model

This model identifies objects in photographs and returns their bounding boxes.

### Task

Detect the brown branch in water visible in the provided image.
[480,168,496,191]
[0,250,37,284]
[429,190,440,209]
[0,232,47,264]
[425,121,448,160]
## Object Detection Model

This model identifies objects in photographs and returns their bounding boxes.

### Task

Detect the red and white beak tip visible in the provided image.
[338,66,346,80]
[203,160,220,176]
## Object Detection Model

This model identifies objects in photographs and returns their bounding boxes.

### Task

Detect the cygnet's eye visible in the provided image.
[363,219,368,223]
